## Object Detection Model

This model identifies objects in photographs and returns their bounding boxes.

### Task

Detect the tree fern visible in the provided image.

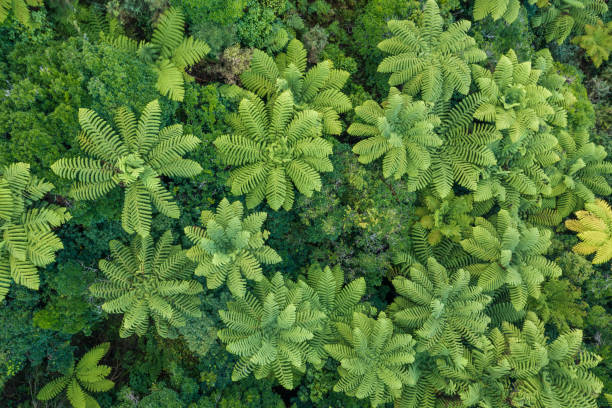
[460,209,561,310]
[218,272,326,389]
[473,0,521,23]
[537,128,612,220]
[89,231,203,338]
[390,258,491,367]
[184,198,281,297]
[52,100,202,237]
[474,111,561,212]
[302,263,368,363]
[422,92,501,197]
[572,19,612,67]
[565,199,612,264]
[473,49,562,144]
[532,0,608,44]
[436,329,511,408]
[107,7,210,101]
[414,191,474,246]
[0,0,42,27]
[324,311,416,407]
[37,343,114,408]
[502,312,603,407]
[0,163,70,302]
[240,39,352,135]
[214,90,332,211]
[348,87,442,181]
[377,0,487,103]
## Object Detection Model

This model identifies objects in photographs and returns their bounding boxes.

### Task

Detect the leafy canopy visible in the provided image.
[185,198,281,297]
[0,163,70,302]
[377,0,487,103]
[37,343,114,408]
[214,90,332,211]
[52,99,202,237]
[89,231,204,339]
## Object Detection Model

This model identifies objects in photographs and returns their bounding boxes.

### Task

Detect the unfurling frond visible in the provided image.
[52,100,202,237]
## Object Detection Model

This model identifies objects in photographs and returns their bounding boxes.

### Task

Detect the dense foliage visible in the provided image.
[0,0,610,407]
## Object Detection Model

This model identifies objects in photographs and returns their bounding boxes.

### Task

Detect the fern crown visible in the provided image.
[391,257,491,366]
[51,99,202,237]
[349,88,442,181]
[0,163,70,302]
[502,312,603,407]
[377,0,487,103]
[215,90,332,210]
[218,272,327,389]
[473,49,563,144]
[565,199,612,264]
[461,209,561,310]
[36,343,115,408]
[324,311,416,407]
[185,198,282,297]
[240,39,352,135]
[89,231,203,338]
